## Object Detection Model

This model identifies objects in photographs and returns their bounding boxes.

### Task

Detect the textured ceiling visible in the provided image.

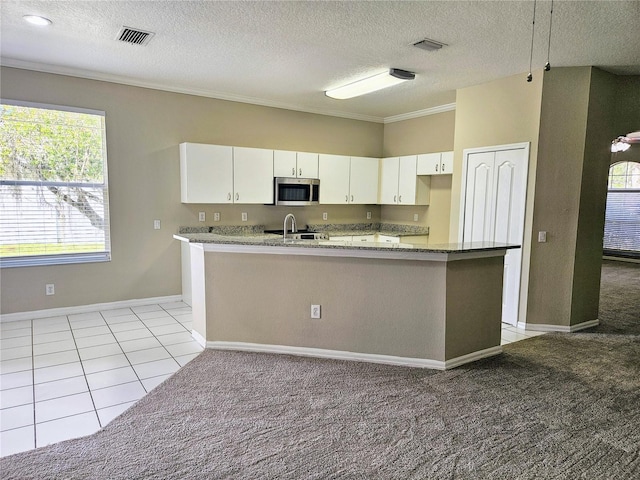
[1,1,639,122]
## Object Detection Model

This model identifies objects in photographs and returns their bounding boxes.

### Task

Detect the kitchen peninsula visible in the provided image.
[175,226,518,370]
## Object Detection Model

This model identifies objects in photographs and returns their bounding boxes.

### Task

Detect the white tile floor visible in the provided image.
[1,306,544,458]
[0,301,203,457]
[500,323,546,345]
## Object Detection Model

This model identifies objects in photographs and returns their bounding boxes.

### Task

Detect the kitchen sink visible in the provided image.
[264,229,327,240]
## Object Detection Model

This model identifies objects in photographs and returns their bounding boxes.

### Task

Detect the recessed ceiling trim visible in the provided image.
[116,26,155,46]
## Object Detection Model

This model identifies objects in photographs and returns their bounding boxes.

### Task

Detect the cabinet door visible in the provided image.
[318,154,350,204]
[273,150,297,177]
[349,156,379,204]
[440,151,454,174]
[180,143,233,203]
[417,153,441,175]
[296,152,319,179]
[233,147,274,204]
[397,155,417,204]
[379,157,400,204]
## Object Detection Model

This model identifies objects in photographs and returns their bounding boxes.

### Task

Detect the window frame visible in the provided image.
[603,160,640,258]
[0,99,111,268]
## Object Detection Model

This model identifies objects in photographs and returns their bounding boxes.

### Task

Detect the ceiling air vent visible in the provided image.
[116,26,155,46]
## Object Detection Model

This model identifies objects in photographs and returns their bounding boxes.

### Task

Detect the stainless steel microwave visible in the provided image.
[273,177,320,206]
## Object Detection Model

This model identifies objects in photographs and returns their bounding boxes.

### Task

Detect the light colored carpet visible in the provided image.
[1,261,638,479]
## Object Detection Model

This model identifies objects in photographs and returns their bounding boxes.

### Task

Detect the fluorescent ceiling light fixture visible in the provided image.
[23,15,52,26]
[325,69,415,100]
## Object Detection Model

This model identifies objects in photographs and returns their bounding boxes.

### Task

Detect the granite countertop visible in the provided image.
[175,224,519,254]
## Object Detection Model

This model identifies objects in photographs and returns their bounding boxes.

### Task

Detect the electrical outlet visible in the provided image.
[311,305,321,319]
[322,212,328,221]
[198,212,205,222]
[366,211,371,220]
[241,212,248,222]
[214,212,220,222]
[413,214,419,222]
[538,231,547,243]
[153,219,161,230]
[46,284,55,296]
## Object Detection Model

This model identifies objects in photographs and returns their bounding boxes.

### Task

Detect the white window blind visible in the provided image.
[604,190,640,254]
[0,101,111,268]
[604,161,640,257]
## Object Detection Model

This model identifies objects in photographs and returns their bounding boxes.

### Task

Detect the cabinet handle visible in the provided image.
[351,195,354,202]
[292,167,295,175]
[299,168,302,176]
[435,164,438,172]
[393,195,397,203]
[236,193,239,201]
[345,195,349,203]
[227,193,231,201]
[399,195,402,203]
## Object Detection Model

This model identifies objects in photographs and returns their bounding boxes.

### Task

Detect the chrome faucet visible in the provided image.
[283,213,297,240]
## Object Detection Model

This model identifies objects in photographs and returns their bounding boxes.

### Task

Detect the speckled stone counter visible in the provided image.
[177,225,516,371]
[175,225,517,261]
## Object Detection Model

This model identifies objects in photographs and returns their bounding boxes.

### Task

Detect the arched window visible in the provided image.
[604,161,640,257]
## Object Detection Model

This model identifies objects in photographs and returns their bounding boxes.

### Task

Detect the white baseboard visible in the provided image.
[0,295,183,323]
[517,318,599,333]
[191,330,206,348]
[444,346,503,369]
[206,341,503,370]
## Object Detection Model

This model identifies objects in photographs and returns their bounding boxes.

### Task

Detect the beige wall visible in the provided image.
[381,111,456,243]
[570,68,618,325]
[450,70,544,326]
[200,250,504,362]
[0,67,383,314]
[526,67,624,328]
[526,67,592,326]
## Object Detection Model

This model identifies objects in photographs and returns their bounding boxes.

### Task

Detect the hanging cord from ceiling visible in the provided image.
[526,0,537,82]
[545,0,554,71]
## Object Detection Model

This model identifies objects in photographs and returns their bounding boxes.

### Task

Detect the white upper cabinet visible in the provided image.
[417,151,454,175]
[180,143,273,204]
[233,147,274,204]
[379,157,400,204]
[379,155,430,205]
[296,152,319,178]
[349,156,379,204]
[319,154,378,204]
[180,143,233,203]
[273,150,319,178]
[319,154,351,204]
[273,150,297,177]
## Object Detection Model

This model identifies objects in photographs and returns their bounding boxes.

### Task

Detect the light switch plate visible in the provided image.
[538,231,547,242]
[153,220,161,230]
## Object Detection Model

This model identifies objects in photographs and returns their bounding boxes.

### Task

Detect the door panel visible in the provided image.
[462,146,529,326]
[464,152,494,243]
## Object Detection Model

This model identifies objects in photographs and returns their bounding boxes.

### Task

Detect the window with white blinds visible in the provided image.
[0,101,111,268]
[604,161,640,257]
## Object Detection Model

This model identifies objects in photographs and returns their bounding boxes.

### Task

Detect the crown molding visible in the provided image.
[2,58,456,125]
[0,58,386,124]
[383,103,456,124]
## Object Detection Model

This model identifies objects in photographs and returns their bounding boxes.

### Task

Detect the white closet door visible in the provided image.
[462,145,529,326]
[463,151,495,243]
